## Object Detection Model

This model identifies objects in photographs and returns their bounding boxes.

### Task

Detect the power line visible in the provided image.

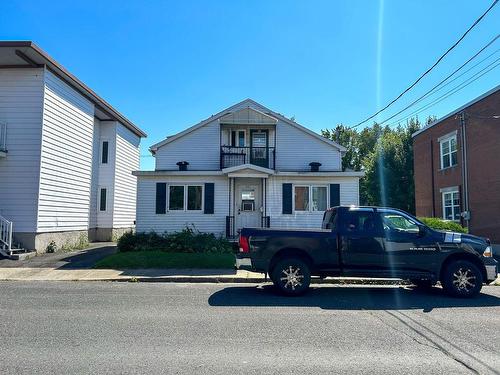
[387,59,500,127]
[349,0,499,129]
[376,34,499,126]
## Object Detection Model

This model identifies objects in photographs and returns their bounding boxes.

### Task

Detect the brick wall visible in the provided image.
[413,88,500,242]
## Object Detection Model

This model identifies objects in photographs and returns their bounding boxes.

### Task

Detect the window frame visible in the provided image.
[293,184,328,213]
[167,184,204,212]
[101,139,109,165]
[99,187,107,212]
[230,129,246,147]
[439,134,457,170]
[442,189,460,222]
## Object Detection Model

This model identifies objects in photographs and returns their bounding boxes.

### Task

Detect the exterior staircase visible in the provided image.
[0,214,34,260]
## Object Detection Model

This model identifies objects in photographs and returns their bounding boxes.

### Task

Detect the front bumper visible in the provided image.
[485,264,498,282]
[235,256,252,271]
[484,257,498,282]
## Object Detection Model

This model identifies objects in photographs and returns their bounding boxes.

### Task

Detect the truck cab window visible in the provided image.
[379,211,419,234]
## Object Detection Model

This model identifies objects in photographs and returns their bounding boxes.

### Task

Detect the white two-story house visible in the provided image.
[0,41,147,256]
[134,99,362,237]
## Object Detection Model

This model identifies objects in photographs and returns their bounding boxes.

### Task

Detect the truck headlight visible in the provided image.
[483,246,493,257]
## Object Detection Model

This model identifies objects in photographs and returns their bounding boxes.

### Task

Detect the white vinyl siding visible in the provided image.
[37,69,95,232]
[136,175,228,235]
[267,176,359,228]
[155,120,220,170]
[0,68,44,232]
[275,120,341,171]
[112,123,140,228]
[88,117,101,229]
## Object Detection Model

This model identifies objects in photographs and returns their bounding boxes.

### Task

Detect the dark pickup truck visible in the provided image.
[236,206,498,297]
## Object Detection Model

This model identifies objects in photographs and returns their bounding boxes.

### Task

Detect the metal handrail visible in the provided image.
[0,122,6,151]
[220,146,275,169]
[0,214,13,254]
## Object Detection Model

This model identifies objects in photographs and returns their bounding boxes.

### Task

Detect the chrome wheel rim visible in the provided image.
[280,265,304,290]
[452,267,476,292]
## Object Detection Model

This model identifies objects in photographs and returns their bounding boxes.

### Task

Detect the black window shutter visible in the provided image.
[204,183,214,214]
[155,183,166,214]
[330,184,340,208]
[282,183,292,214]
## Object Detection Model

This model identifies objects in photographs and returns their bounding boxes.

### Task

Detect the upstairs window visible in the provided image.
[230,130,245,147]
[442,190,460,221]
[101,141,109,164]
[440,134,457,169]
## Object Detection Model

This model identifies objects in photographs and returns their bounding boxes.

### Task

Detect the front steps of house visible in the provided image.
[0,214,36,260]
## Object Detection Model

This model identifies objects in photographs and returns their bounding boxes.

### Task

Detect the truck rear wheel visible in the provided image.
[271,258,311,296]
[441,260,483,298]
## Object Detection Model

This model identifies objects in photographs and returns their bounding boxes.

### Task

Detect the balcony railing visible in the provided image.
[0,122,6,152]
[220,146,275,169]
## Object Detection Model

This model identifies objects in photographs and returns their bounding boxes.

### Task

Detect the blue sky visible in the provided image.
[1,0,499,170]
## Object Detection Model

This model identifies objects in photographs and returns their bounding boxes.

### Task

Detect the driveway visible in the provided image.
[0,242,117,269]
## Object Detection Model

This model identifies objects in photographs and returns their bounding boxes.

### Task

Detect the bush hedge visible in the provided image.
[418,217,467,233]
[117,228,234,254]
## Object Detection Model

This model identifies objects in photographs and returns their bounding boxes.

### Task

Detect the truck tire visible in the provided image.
[271,258,311,296]
[441,260,483,298]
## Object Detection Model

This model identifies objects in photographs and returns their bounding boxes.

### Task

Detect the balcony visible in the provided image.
[220,146,275,170]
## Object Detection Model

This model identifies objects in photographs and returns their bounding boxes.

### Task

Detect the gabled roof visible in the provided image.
[0,41,146,138]
[219,107,278,125]
[149,99,346,152]
[222,163,275,176]
[412,85,500,138]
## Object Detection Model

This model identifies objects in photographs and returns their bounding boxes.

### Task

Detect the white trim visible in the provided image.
[439,186,459,193]
[149,99,347,152]
[222,163,274,175]
[100,138,110,165]
[167,184,204,212]
[437,130,458,142]
[439,134,458,170]
[293,184,328,213]
[99,187,108,212]
[412,85,500,138]
[276,171,364,177]
[442,189,460,222]
[133,170,223,176]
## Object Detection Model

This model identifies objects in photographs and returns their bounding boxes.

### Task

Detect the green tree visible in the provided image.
[322,117,422,214]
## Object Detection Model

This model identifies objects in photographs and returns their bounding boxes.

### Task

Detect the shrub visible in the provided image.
[117,228,234,254]
[418,217,467,233]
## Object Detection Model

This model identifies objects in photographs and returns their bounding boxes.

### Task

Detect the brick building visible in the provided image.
[413,85,500,243]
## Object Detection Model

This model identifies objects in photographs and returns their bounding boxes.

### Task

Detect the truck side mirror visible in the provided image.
[418,225,427,237]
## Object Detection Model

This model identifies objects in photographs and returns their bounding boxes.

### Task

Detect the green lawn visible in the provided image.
[94,251,235,269]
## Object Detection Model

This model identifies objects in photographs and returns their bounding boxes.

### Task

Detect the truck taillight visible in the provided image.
[239,235,250,253]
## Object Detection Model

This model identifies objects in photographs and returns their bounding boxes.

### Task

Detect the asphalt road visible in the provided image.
[0,282,499,375]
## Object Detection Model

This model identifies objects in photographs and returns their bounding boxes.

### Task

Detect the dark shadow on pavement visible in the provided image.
[208,284,500,312]
[57,246,118,270]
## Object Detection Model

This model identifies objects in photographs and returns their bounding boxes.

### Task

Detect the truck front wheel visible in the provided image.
[271,258,311,296]
[441,260,483,298]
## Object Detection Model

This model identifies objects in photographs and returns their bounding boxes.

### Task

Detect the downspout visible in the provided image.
[460,112,470,228]
[430,139,435,217]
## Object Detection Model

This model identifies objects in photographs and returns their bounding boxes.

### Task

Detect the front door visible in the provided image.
[235,182,261,233]
[250,130,269,168]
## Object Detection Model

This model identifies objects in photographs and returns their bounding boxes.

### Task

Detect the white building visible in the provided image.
[0,41,147,255]
[135,99,363,237]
